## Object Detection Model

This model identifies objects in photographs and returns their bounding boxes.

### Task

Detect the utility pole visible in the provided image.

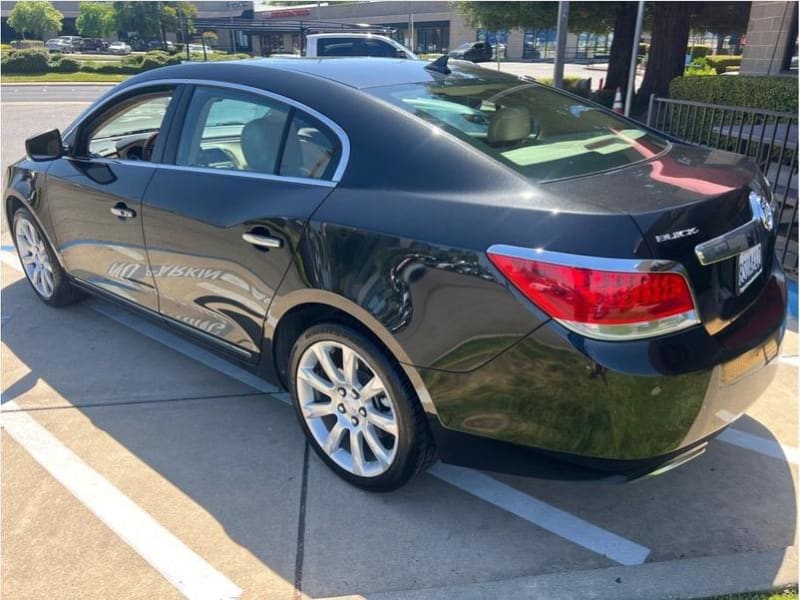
[624,0,645,116]
[553,1,569,89]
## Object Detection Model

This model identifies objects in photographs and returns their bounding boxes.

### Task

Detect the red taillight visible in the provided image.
[487,247,698,340]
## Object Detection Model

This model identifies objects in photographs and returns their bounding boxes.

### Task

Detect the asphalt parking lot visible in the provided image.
[1,84,798,600]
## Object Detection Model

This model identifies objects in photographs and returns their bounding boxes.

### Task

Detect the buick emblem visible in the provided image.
[750,190,774,232]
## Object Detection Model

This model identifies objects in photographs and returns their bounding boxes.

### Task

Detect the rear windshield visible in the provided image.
[369,80,668,182]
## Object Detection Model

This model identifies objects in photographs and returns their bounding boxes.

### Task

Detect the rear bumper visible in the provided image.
[422,261,786,476]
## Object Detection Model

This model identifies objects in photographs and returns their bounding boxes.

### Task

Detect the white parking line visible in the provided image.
[1,400,242,600]
[430,463,651,566]
[718,428,800,464]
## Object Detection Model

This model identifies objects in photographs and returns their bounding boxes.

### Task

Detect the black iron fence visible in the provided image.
[647,95,798,271]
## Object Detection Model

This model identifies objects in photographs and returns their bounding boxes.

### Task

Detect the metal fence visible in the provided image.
[647,95,798,271]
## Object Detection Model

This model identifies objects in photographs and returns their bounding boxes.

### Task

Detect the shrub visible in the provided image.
[704,55,742,75]
[50,56,80,73]
[1,48,49,73]
[79,63,139,75]
[9,39,44,49]
[121,54,143,67]
[669,75,798,113]
[689,46,713,59]
[684,57,716,77]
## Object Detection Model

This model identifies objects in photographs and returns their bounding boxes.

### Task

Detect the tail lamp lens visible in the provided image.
[487,250,698,340]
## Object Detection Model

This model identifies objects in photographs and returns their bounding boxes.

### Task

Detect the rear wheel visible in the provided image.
[12,207,84,307]
[289,322,435,491]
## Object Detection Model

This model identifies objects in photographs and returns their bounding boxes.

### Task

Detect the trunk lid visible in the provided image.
[544,143,776,334]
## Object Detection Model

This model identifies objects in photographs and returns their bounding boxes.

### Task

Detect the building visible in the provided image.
[741,0,798,75]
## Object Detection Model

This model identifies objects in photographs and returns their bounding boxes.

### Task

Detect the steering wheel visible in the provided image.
[141,132,159,162]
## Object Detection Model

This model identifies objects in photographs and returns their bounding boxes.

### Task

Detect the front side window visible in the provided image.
[318,38,359,57]
[176,86,340,180]
[86,91,173,161]
[369,79,668,182]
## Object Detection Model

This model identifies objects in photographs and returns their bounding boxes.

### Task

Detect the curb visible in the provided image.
[0,82,118,86]
[318,546,797,600]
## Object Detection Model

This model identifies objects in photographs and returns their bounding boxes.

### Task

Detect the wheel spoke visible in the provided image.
[341,345,358,387]
[367,410,398,436]
[359,375,386,402]
[298,367,335,396]
[301,401,336,419]
[22,223,36,246]
[313,344,344,386]
[363,426,391,466]
[349,430,366,475]
[322,421,346,454]
[41,270,54,296]
[20,254,36,265]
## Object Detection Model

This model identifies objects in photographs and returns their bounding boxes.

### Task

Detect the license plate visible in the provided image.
[737,243,762,294]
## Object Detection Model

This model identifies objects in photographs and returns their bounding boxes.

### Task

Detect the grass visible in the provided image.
[1,72,129,83]
[699,588,797,600]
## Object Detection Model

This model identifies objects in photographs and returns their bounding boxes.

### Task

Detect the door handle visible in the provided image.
[242,231,282,249]
[110,203,136,219]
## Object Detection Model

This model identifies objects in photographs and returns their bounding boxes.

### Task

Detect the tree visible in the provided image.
[603,3,638,91]
[7,0,63,40]
[76,2,116,38]
[692,2,751,53]
[113,2,196,43]
[454,2,556,32]
[637,2,691,101]
[202,31,219,47]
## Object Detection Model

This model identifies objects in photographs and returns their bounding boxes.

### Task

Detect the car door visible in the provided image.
[141,83,344,357]
[47,84,181,310]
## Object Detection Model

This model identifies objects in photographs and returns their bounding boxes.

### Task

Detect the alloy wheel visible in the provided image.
[15,217,55,299]
[296,340,399,477]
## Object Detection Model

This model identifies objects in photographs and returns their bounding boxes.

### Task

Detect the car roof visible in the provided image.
[191,57,518,90]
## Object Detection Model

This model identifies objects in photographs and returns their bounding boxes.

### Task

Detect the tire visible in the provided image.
[289,322,436,491]
[12,207,85,307]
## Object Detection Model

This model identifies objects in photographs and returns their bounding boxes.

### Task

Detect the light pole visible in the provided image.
[553,1,569,89]
[624,0,645,116]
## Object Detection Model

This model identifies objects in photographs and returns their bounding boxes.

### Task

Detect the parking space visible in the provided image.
[1,87,798,599]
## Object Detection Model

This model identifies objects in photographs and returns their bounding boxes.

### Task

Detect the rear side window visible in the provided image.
[318,38,359,57]
[175,86,340,180]
[176,87,290,174]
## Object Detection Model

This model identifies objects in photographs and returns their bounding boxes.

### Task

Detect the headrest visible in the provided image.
[488,106,531,145]
[240,112,285,173]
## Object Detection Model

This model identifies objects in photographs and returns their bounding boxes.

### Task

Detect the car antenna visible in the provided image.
[424,54,451,75]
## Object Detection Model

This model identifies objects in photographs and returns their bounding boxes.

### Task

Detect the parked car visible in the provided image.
[107,41,132,55]
[45,38,74,53]
[449,40,493,62]
[187,43,215,54]
[58,35,83,50]
[81,38,109,53]
[306,33,417,59]
[148,40,175,51]
[6,58,786,491]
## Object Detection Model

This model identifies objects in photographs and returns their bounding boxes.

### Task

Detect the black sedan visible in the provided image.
[5,57,786,490]
[449,40,493,62]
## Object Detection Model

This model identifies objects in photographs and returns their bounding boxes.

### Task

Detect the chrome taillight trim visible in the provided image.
[486,244,701,342]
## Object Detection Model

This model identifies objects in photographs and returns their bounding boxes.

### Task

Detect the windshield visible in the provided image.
[369,80,668,182]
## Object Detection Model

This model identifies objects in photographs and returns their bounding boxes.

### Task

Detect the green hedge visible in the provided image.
[1,48,49,73]
[689,46,713,59]
[670,75,798,113]
[50,56,81,73]
[705,55,742,74]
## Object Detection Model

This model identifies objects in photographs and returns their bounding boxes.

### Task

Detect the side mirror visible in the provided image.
[25,129,63,161]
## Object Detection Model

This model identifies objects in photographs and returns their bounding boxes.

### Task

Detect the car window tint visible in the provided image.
[370,81,668,182]
[87,92,172,162]
[361,39,394,58]
[176,87,290,175]
[318,38,358,56]
[279,112,339,180]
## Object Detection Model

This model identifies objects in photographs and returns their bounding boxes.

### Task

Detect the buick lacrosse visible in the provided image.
[5,57,786,490]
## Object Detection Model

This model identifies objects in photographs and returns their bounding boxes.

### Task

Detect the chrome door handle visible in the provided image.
[242,232,282,249]
[110,205,136,219]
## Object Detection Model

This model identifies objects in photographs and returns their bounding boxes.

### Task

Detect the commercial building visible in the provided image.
[741,0,798,75]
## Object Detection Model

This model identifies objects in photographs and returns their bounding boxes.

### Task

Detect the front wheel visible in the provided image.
[289,323,436,491]
[12,207,85,307]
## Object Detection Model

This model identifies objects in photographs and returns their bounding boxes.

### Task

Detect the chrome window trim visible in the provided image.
[155,163,336,188]
[486,243,701,341]
[63,77,351,184]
